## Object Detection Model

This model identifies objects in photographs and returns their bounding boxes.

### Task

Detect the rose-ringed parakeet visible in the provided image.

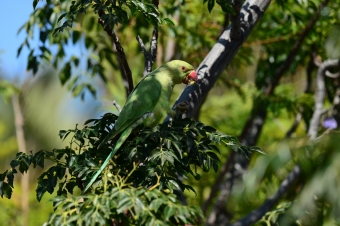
[82,60,198,193]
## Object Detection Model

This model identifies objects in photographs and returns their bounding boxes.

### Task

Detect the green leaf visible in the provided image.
[32,151,45,168]
[19,157,31,174]
[249,146,266,155]
[33,0,38,10]
[17,44,24,57]
[164,206,176,220]
[58,13,68,23]
[6,169,17,187]
[149,199,163,211]
[207,0,215,13]
[59,130,68,139]
[0,171,7,181]
[86,84,96,97]
[0,182,13,199]
[72,84,84,97]
[39,30,48,43]
[60,62,71,85]
[171,141,182,159]
[162,18,174,25]
[167,179,181,191]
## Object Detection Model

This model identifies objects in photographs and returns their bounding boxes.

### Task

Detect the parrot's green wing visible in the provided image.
[82,74,162,194]
[97,74,162,149]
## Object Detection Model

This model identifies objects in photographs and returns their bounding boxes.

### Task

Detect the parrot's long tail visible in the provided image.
[81,127,133,194]
[81,147,119,194]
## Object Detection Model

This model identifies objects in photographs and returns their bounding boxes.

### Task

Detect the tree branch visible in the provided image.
[265,0,329,95]
[171,0,271,119]
[286,54,316,137]
[200,0,330,224]
[230,0,242,40]
[98,9,134,95]
[285,113,302,138]
[308,59,340,139]
[12,93,29,226]
[136,29,159,76]
[137,0,159,76]
[230,165,301,226]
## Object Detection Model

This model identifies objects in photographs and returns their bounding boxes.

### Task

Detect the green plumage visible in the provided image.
[82,60,197,194]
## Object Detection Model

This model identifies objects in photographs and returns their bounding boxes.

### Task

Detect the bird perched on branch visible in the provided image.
[82,60,198,193]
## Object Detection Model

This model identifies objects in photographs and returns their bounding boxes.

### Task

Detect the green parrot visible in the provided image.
[82,60,198,193]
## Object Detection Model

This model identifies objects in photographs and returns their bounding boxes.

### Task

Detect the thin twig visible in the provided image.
[308,59,340,139]
[285,112,302,138]
[136,35,147,57]
[113,100,122,113]
[204,0,330,224]
[98,9,134,94]
[136,0,159,76]
[325,71,339,78]
[266,0,330,95]
[230,165,301,226]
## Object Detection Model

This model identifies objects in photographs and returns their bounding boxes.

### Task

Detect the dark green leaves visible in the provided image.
[0,151,46,199]
[0,181,13,199]
[0,113,262,223]
[206,0,215,12]
[0,169,17,199]
[204,0,234,14]
[36,165,66,201]
[10,152,32,174]
[33,0,38,10]
[59,62,71,85]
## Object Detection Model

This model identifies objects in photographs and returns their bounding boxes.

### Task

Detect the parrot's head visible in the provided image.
[163,60,198,85]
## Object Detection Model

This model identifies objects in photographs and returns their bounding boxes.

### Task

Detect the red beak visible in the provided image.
[183,70,198,84]
[189,70,198,83]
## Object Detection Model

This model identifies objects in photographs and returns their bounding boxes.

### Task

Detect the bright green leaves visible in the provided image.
[47,187,203,225]
[0,81,19,103]
[53,1,87,35]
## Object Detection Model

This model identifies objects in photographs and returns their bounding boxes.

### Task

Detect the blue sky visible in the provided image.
[0,0,105,119]
[0,0,33,79]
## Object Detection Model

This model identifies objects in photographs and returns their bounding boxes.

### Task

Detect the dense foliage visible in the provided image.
[0,112,260,224]
[1,0,340,225]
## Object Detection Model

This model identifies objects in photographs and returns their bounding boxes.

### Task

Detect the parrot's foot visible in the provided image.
[175,101,189,115]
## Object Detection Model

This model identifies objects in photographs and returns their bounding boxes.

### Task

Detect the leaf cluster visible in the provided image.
[203,0,234,14]
[0,113,261,224]
[48,182,203,225]
[20,0,174,100]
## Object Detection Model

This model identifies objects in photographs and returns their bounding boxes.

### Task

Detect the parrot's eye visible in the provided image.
[181,66,186,71]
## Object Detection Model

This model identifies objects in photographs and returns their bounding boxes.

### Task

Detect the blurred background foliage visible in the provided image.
[1,0,340,225]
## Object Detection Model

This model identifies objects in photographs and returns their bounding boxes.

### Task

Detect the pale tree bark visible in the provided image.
[232,57,339,226]
[172,0,272,117]
[208,0,328,224]
[308,59,340,139]
[169,0,330,224]
[166,0,272,214]
[12,94,29,226]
